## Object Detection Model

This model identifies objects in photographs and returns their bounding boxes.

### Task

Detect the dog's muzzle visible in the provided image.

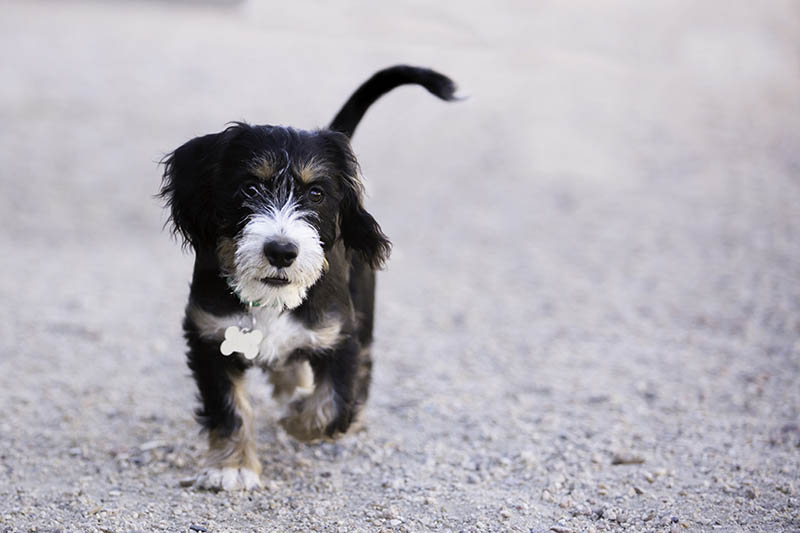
[231,204,325,309]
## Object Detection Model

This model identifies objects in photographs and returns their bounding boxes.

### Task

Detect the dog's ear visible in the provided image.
[340,185,392,269]
[324,131,391,269]
[159,126,240,251]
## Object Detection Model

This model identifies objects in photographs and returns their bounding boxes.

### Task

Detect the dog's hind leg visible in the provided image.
[349,345,373,431]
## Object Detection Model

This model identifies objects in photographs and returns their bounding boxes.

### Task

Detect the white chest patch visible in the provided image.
[188,304,342,367]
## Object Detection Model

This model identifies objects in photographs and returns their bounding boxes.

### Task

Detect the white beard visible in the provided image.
[230,201,325,310]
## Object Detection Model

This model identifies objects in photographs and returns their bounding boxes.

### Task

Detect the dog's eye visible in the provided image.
[308,186,325,203]
[240,181,260,198]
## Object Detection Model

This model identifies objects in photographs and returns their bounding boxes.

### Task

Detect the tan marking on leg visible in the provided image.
[211,374,260,472]
[268,361,313,403]
[196,374,262,491]
[348,405,367,434]
[349,345,372,434]
[279,379,339,442]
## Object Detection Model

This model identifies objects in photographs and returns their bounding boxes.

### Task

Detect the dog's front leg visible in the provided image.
[279,338,370,442]
[187,337,262,491]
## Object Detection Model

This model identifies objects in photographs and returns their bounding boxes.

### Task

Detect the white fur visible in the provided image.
[188,305,342,368]
[195,466,261,491]
[231,199,324,310]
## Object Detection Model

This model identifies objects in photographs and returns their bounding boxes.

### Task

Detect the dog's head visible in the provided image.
[160,123,390,309]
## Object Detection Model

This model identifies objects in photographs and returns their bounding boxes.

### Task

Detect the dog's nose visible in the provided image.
[263,240,298,268]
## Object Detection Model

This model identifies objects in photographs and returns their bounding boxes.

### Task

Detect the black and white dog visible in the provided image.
[160,66,457,490]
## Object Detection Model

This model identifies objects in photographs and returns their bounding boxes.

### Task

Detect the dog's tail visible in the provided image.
[329,65,459,138]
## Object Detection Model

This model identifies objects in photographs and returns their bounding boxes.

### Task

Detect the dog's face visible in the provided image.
[161,123,390,309]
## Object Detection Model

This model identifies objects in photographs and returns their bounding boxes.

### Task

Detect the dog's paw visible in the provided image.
[194,466,262,491]
[279,388,341,442]
[279,411,327,442]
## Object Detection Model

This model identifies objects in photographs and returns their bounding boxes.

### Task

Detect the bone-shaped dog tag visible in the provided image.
[220,326,263,360]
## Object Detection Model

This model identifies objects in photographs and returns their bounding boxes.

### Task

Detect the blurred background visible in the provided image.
[0,0,798,531]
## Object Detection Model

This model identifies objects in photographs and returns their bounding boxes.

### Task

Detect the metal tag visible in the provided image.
[220,325,263,360]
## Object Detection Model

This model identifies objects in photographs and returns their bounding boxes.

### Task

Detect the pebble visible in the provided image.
[611,453,645,465]
[189,526,207,532]
[138,440,167,451]
[572,503,592,517]
[518,450,537,467]
[382,478,403,490]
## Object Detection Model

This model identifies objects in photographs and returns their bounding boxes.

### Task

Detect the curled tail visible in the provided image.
[329,65,459,138]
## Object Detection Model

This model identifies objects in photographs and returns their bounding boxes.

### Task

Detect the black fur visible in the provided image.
[330,65,459,138]
[160,65,457,451]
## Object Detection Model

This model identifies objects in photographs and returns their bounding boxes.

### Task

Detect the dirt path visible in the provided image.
[1,1,798,531]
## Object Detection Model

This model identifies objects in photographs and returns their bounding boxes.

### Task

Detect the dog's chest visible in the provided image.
[252,309,316,365]
[189,305,342,366]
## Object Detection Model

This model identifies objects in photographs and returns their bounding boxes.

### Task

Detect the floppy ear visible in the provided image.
[339,185,392,269]
[322,132,391,268]
[323,130,391,269]
[159,127,238,251]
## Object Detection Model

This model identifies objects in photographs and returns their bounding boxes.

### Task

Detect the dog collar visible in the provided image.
[223,276,264,307]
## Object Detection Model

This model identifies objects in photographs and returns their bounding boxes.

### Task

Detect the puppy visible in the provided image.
[160,65,458,490]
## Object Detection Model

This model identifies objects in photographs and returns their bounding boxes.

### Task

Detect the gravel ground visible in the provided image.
[1,1,799,532]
